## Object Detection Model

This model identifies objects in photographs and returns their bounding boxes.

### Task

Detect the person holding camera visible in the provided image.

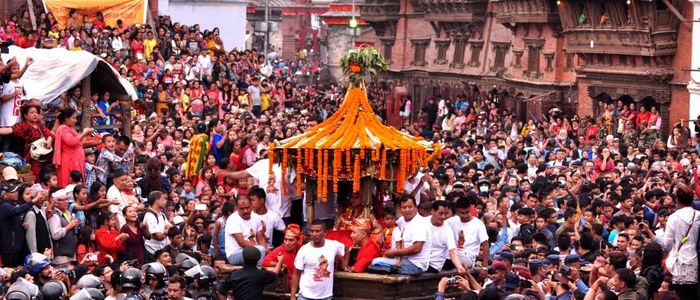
[434,272,482,300]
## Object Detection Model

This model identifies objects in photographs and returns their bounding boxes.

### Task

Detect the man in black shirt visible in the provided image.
[0,183,38,267]
[218,246,283,300]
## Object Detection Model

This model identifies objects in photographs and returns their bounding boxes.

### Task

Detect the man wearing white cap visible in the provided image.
[2,167,18,183]
[47,189,81,266]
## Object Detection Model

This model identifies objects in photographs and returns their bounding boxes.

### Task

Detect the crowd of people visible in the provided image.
[0,6,699,300]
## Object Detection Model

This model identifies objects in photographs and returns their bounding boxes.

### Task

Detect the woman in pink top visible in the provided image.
[53,108,93,187]
[648,106,661,129]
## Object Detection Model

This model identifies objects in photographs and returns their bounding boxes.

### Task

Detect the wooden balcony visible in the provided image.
[492,0,559,24]
[563,27,677,56]
[557,0,680,56]
[411,0,488,22]
[360,0,401,23]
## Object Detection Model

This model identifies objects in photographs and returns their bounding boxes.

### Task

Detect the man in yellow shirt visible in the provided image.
[143,31,158,61]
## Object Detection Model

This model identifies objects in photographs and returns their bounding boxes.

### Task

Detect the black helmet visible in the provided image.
[5,279,41,300]
[143,262,167,281]
[76,274,105,293]
[176,254,199,274]
[120,268,143,290]
[197,266,216,287]
[69,288,105,300]
[41,280,66,300]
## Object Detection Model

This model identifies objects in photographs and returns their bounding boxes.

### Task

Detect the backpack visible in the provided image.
[138,209,160,240]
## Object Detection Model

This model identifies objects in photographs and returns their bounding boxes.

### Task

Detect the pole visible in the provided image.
[26,0,36,30]
[263,0,270,65]
[351,0,356,47]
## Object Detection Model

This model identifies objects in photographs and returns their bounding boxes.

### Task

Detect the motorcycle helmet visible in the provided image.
[120,268,143,290]
[176,254,199,274]
[23,253,51,276]
[76,275,105,293]
[143,262,167,281]
[69,288,105,300]
[5,279,41,300]
[41,280,67,300]
[197,266,216,287]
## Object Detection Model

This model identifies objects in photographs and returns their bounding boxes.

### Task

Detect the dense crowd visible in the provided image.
[0,7,699,300]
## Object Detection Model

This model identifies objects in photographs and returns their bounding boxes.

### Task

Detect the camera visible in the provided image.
[560,265,572,276]
[446,276,459,286]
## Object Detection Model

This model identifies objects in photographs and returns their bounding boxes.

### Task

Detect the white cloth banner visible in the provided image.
[1,46,137,104]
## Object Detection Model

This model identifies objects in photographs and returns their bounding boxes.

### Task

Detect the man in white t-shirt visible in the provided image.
[447,193,489,268]
[404,172,432,204]
[371,195,432,276]
[291,220,346,300]
[429,201,466,274]
[224,196,267,265]
[221,158,292,219]
[143,191,171,261]
[250,187,285,249]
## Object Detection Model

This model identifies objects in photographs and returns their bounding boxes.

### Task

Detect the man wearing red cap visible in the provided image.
[343,218,380,273]
[262,224,303,286]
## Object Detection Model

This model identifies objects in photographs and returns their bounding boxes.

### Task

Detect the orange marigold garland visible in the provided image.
[353,154,361,192]
[281,148,288,196]
[316,149,323,200]
[321,150,329,202]
[397,149,407,194]
[333,149,339,192]
[296,150,302,196]
[380,148,387,180]
[268,143,275,175]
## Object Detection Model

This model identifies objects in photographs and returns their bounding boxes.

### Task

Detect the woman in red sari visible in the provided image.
[53,107,94,187]
[95,211,127,264]
[0,102,53,178]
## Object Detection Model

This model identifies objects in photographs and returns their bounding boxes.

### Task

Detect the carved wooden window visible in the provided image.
[512,49,524,69]
[544,53,555,72]
[526,45,541,77]
[492,42,510,71]
[451,38,467,69]
[434,40,450,65]
[410,39,430,66]
[565,52,574,71]
[468,41,483,68]
[524,38,544,77]
[381,39,395,64]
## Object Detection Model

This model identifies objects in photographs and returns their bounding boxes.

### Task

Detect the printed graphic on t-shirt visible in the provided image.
[313,255,330,281]
[457,230,465,248]
[12,86,21,116]
[248,229,255,242]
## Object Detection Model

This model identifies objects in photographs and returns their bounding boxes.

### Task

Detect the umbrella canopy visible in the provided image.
[271,87,440,198]
[274,87,432,151]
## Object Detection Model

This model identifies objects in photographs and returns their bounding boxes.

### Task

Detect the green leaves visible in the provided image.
[340,46,389,87]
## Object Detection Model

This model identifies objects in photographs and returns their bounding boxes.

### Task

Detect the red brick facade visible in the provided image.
[359,0,692,134]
